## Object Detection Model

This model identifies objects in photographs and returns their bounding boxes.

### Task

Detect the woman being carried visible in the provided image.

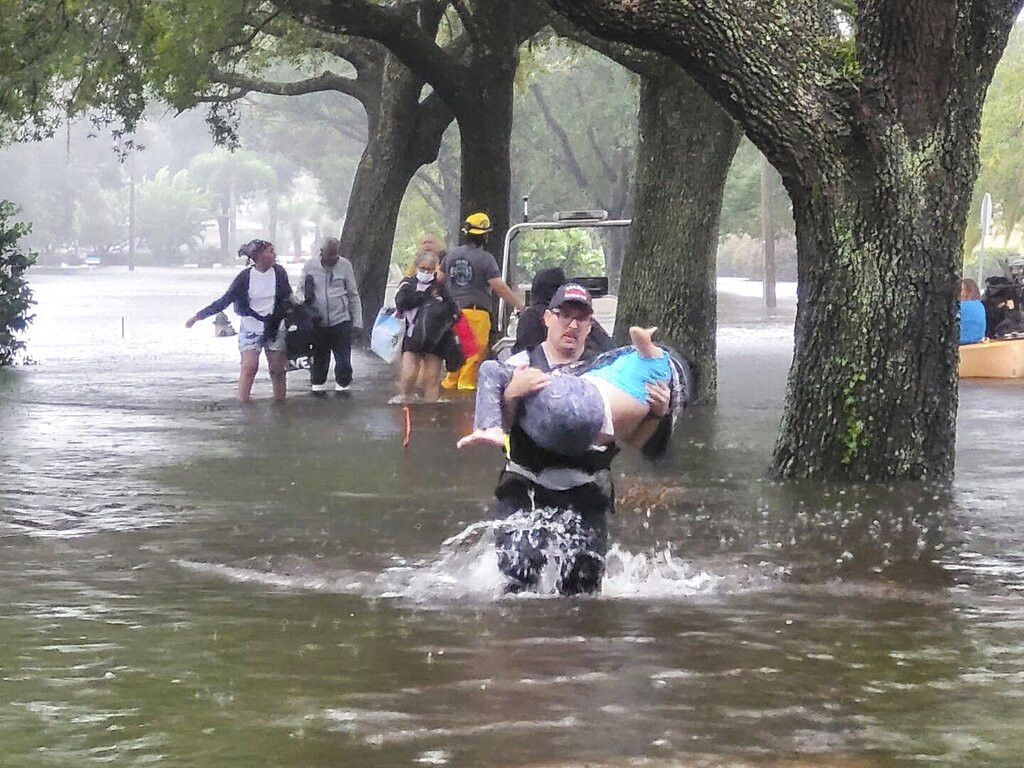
[458,326,677,456]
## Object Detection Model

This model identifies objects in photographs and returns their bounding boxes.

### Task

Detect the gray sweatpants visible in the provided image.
[475,360,606,456]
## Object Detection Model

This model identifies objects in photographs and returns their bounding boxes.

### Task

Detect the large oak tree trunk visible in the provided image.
[339,57,451,327]
[453,58,516,263]
[773,143,974,480]
[613,65,739,403]
[546,0,1019,479]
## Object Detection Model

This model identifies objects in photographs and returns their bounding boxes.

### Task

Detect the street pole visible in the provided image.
[978,191,992,285]
[760,154,777,308]
[128,150,136,272]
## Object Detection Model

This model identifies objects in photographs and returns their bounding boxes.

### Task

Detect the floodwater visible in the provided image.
[1,267,1023,767]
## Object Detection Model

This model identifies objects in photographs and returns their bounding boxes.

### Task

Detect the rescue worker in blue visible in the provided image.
[492,283,689,595]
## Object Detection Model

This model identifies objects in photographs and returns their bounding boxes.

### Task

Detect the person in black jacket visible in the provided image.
[392,250,462,403]
[513,267,614,355]
[186,240,293,402]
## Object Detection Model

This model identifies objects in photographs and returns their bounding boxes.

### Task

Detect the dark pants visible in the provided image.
[492,470,613,596]
[310,321,353,387]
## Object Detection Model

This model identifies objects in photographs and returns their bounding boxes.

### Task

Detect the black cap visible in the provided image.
[549,282,593,312]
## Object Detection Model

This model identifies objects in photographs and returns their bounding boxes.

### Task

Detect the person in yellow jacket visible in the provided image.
[439,212,524,390]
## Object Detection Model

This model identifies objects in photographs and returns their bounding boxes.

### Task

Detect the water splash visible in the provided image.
[176,514,736,602]
[601,544,721,598]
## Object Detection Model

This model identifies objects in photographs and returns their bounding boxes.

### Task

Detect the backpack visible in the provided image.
[407,297,457,354]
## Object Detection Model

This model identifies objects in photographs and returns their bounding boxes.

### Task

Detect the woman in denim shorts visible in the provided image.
[186,240,293,402]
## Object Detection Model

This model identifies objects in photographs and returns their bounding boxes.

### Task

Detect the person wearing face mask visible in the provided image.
[393,250,463,402]
[301,237,363,392]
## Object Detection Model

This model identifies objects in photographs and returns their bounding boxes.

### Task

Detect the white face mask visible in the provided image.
[416,269,434,283]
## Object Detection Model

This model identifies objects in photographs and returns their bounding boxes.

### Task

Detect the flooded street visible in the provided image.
[2,267,1023,767]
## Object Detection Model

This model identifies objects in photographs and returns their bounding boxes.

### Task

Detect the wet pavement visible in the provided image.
[1,267,1023,767]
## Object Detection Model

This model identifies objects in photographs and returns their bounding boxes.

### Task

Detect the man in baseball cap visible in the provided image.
[548,282,593,311]
[545,282,594,360]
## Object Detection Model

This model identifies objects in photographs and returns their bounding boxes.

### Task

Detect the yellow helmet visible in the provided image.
[462,211,492,236]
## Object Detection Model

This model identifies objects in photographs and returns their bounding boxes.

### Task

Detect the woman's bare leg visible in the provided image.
[421,355,443,402]
[238,350,261,402]
[266,349,288,402]
[398,352,420,398]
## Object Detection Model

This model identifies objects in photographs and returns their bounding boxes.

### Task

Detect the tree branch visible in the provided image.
[529,82,593,195]
[586,124,617,186]
[209,68,368,103]
[545,0,849,181]
[195,90,248,106]
[547,13,657,76]
[213,9,284,55]
[415,169,445,215]
[409,91,455,166]
[450,0,482,40]
[272,0,467,107]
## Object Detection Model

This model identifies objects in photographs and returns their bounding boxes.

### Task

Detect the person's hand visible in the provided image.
[185,315,198,329]
[645,380,671,418]
[351,326,366,346]
[505,364,550,400]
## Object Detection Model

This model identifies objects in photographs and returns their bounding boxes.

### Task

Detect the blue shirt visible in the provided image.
[585,348,672,403]
[960,299,985,344]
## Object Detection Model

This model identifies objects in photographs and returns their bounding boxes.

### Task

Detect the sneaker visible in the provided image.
[311,382,330,392]
[335,383,350,392]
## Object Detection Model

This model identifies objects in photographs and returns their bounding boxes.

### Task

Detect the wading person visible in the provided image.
[477,283,687,595]
[393,250,462,403]
[405,232,446,277]
[186,239,292,402]
[439,211,524,391]
[301,237,363,392]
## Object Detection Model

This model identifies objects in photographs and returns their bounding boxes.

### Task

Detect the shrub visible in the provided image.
[0,201,37,365]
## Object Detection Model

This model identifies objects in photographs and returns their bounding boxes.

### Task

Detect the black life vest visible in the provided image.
[504,344,620,479]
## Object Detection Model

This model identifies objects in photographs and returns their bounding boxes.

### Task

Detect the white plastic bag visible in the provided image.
[370,306,403,364]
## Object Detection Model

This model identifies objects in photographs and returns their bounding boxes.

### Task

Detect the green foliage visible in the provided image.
[719,138,793,239]
[188,148,278,201]
[0,202,37,365]
[135,168,212,259]
[515,230,604,281]
[0,0,150,144]
[824,38,862,83]
[969,24,1024,256]
[74,182,128,253]
[276,192,326,259]
[241,92,363,219]
[840,371,867,466]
